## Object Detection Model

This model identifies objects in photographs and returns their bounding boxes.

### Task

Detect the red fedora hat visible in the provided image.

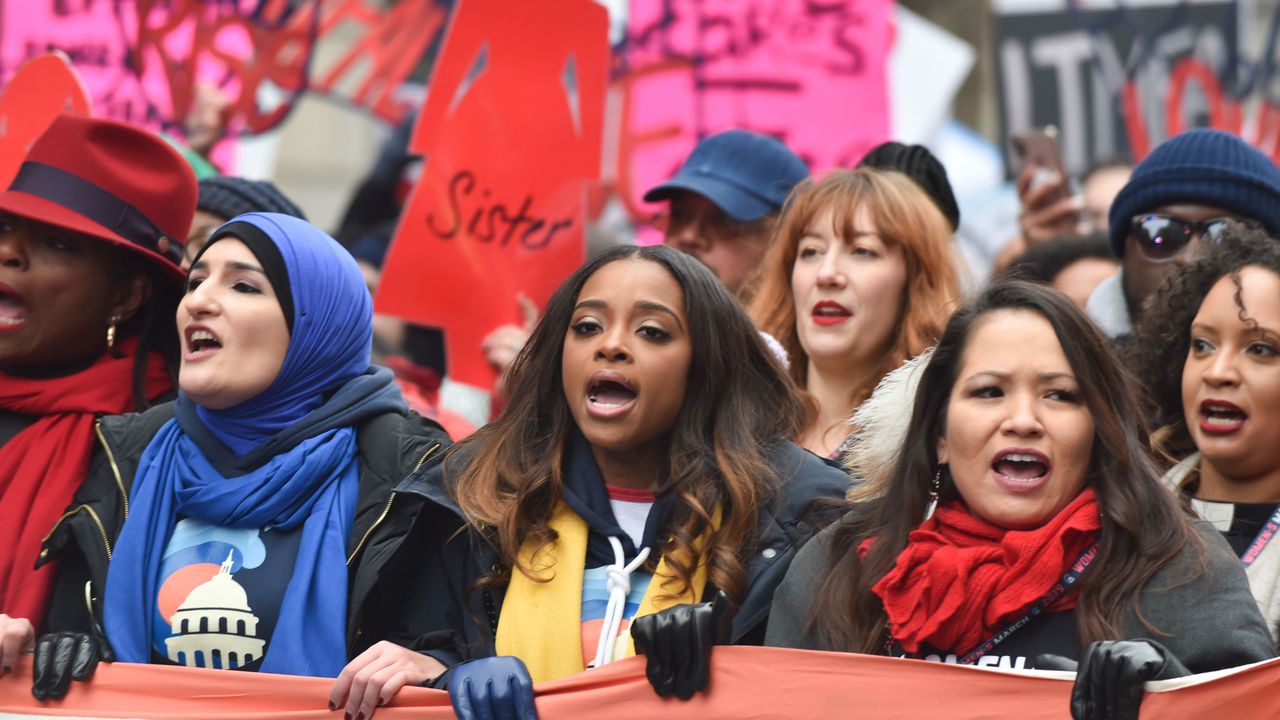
[0,112,196,287]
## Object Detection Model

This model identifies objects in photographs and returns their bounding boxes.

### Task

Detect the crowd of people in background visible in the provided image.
[2,108,1280,720]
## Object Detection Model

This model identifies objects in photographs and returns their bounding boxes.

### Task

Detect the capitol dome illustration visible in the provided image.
[165,551,265,669]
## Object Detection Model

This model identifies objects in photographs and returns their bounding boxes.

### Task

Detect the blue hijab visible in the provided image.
[103,213,405,677]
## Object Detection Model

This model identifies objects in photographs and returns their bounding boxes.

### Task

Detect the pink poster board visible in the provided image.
[0,0,253,168]
[614,0,893,225]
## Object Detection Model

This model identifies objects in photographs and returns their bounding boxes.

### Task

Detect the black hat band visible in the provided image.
[9,161,181,265]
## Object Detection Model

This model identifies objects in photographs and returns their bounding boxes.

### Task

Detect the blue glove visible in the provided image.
[448,656,538,720]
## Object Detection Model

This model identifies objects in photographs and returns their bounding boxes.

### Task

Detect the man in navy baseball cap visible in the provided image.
[644,129,809,296]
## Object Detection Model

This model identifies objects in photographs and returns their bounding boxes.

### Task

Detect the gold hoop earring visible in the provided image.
[106,315,119,349]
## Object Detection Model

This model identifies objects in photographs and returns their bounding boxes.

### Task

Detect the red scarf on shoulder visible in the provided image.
[0,339,170,627]
[872,488,1101,655]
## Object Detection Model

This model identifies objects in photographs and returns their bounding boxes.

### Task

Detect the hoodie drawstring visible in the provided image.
[589,535,650,668]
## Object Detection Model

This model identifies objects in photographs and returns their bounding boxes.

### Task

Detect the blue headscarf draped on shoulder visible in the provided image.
[104,212,405,677]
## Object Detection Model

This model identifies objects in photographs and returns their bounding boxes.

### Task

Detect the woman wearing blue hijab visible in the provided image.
[5,213,455,704]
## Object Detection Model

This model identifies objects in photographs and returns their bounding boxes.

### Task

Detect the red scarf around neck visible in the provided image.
[0,339,171,628]
[872,487,1101,655]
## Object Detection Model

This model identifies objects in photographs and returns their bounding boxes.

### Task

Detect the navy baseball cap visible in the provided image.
[643,129,810,221]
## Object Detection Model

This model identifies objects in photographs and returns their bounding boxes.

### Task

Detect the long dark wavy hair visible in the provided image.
[449,245,806,602]
[1127,224,1280,462]
[808,280,1198,652]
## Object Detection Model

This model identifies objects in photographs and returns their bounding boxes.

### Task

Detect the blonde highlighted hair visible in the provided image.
[749,167,961,421]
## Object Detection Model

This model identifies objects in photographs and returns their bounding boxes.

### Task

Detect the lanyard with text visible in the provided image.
[1241,506,1280,569]
[953,542,1101,665]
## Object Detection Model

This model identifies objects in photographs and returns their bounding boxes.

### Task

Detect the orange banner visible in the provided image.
[0,647,1278,719]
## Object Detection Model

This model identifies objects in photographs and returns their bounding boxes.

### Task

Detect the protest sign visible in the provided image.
[1,1,154,127]
[0,0,443,140]
[993,0,1238,174]
[890,6,975,145]
[374,0,608,389]
[0,53,91,188]
[610,0,893,222]
[2,646,1279,719]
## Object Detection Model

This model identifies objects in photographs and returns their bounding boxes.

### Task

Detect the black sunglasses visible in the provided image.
[1129,214,1241,262]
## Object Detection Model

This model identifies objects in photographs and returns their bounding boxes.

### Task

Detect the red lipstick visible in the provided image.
[1199,399,1247,435]
[811,299,851,326]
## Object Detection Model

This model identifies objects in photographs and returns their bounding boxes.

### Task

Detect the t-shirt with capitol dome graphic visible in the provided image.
[151,518,303,671]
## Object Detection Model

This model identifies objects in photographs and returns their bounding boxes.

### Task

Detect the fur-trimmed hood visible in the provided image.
[842,348,934,498]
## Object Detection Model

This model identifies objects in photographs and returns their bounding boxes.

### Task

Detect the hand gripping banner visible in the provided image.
[2,647,1279,719]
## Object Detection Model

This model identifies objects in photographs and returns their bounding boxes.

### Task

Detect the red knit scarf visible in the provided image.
[871,488,1101,655]
[0,340,170,627]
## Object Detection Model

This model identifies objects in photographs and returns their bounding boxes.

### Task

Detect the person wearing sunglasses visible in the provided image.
[644,129,810,301]
[1085,128,1280,343]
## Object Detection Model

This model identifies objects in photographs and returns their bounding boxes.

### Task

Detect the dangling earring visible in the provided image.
[106,315,119,350]
[924,467,942,521]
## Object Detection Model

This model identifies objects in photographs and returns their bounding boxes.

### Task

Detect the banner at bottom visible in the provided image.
[1,646,1278,719]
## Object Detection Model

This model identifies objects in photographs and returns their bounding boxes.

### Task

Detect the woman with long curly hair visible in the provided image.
[749,168,960,460]
[769,280,1271,720]
[1128,225,1280,639]
[388,245,848,719]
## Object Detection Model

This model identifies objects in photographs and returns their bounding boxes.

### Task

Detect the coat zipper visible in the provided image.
[94,421,129,519]
[40,504,113,561]
[40,424,128,564]
[346,442,441,566]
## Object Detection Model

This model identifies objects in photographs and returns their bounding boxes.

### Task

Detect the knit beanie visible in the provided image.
[859,141,961,231]
[196,176,307,222]
[1108,129,1280,257]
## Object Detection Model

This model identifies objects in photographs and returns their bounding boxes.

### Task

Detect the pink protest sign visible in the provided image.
[0,0,254,168]
[2,1,446,140]
[613,0,893,221]
[0,1,155,124]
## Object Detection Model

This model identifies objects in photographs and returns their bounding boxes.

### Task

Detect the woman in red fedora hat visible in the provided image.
[0,112,196,634]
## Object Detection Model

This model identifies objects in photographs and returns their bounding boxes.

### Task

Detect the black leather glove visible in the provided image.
[31,631,113,701]
[631,589,733,701]
[1037,639,1187,720]
[448,655,538,720]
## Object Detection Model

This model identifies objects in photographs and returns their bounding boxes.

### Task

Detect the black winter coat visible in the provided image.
[393,440,852,668]
[36,401,455,659]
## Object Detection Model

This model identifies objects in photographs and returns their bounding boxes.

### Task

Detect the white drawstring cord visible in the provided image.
[589,536,651,668]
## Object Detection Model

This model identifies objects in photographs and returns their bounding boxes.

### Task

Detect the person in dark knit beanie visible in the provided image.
[858,141,960,231]
[1085,128,1280,342]
[184,176,307,268]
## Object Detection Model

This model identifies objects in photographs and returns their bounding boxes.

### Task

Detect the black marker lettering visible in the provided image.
[426,170,474,239]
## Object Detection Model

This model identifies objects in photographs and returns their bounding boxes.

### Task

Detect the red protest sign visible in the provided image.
[0,53,91,189]
[375,0,608,389]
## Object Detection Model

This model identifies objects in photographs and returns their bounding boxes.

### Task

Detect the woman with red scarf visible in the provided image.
[767,281,1274,720]
[0,114,194,635]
